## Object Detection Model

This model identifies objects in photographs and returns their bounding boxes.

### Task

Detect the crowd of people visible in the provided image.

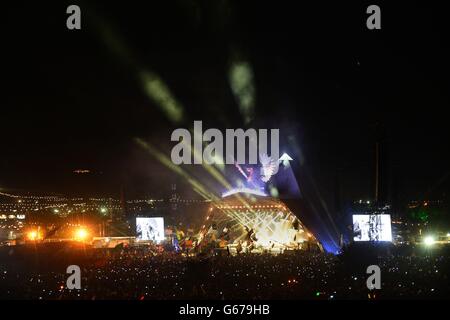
[0,242,449,300]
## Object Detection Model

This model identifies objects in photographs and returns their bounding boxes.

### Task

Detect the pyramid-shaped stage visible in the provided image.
[199,190,322,253]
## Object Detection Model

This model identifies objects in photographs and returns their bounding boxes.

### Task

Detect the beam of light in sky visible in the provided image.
[229,58,255,125]
[138,130,257,216]
[135,138,218,201]
[139,71,184,124]
[182,126,258,212]
[288,135,340,251]
[89,12,184,124]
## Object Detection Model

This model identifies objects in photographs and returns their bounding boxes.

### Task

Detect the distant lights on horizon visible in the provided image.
[73,169,91,174]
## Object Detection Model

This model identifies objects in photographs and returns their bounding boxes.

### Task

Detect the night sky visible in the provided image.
[3,1,450,206]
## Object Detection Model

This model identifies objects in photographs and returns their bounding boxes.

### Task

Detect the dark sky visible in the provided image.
[2,1,450,205]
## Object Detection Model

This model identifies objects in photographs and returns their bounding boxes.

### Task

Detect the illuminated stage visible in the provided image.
[199,190,322,254]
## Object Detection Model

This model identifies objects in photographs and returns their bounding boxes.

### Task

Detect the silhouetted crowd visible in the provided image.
[0,243,449,299]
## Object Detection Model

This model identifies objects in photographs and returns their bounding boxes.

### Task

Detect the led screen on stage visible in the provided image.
[136,217,165,241]
[352,214,392,242]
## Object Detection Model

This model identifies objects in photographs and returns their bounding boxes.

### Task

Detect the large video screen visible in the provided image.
[136,217,165,241]
[352,214,392,242]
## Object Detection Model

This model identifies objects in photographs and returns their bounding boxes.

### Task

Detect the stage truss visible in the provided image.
[199,194,321,253]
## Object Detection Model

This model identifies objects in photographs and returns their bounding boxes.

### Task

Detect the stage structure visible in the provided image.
[199,189,322,253]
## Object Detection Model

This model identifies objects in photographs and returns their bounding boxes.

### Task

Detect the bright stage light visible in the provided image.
[74,228,89,241]
[27,229,43,241]
[27,231,38,241]
[424,236,435,246]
